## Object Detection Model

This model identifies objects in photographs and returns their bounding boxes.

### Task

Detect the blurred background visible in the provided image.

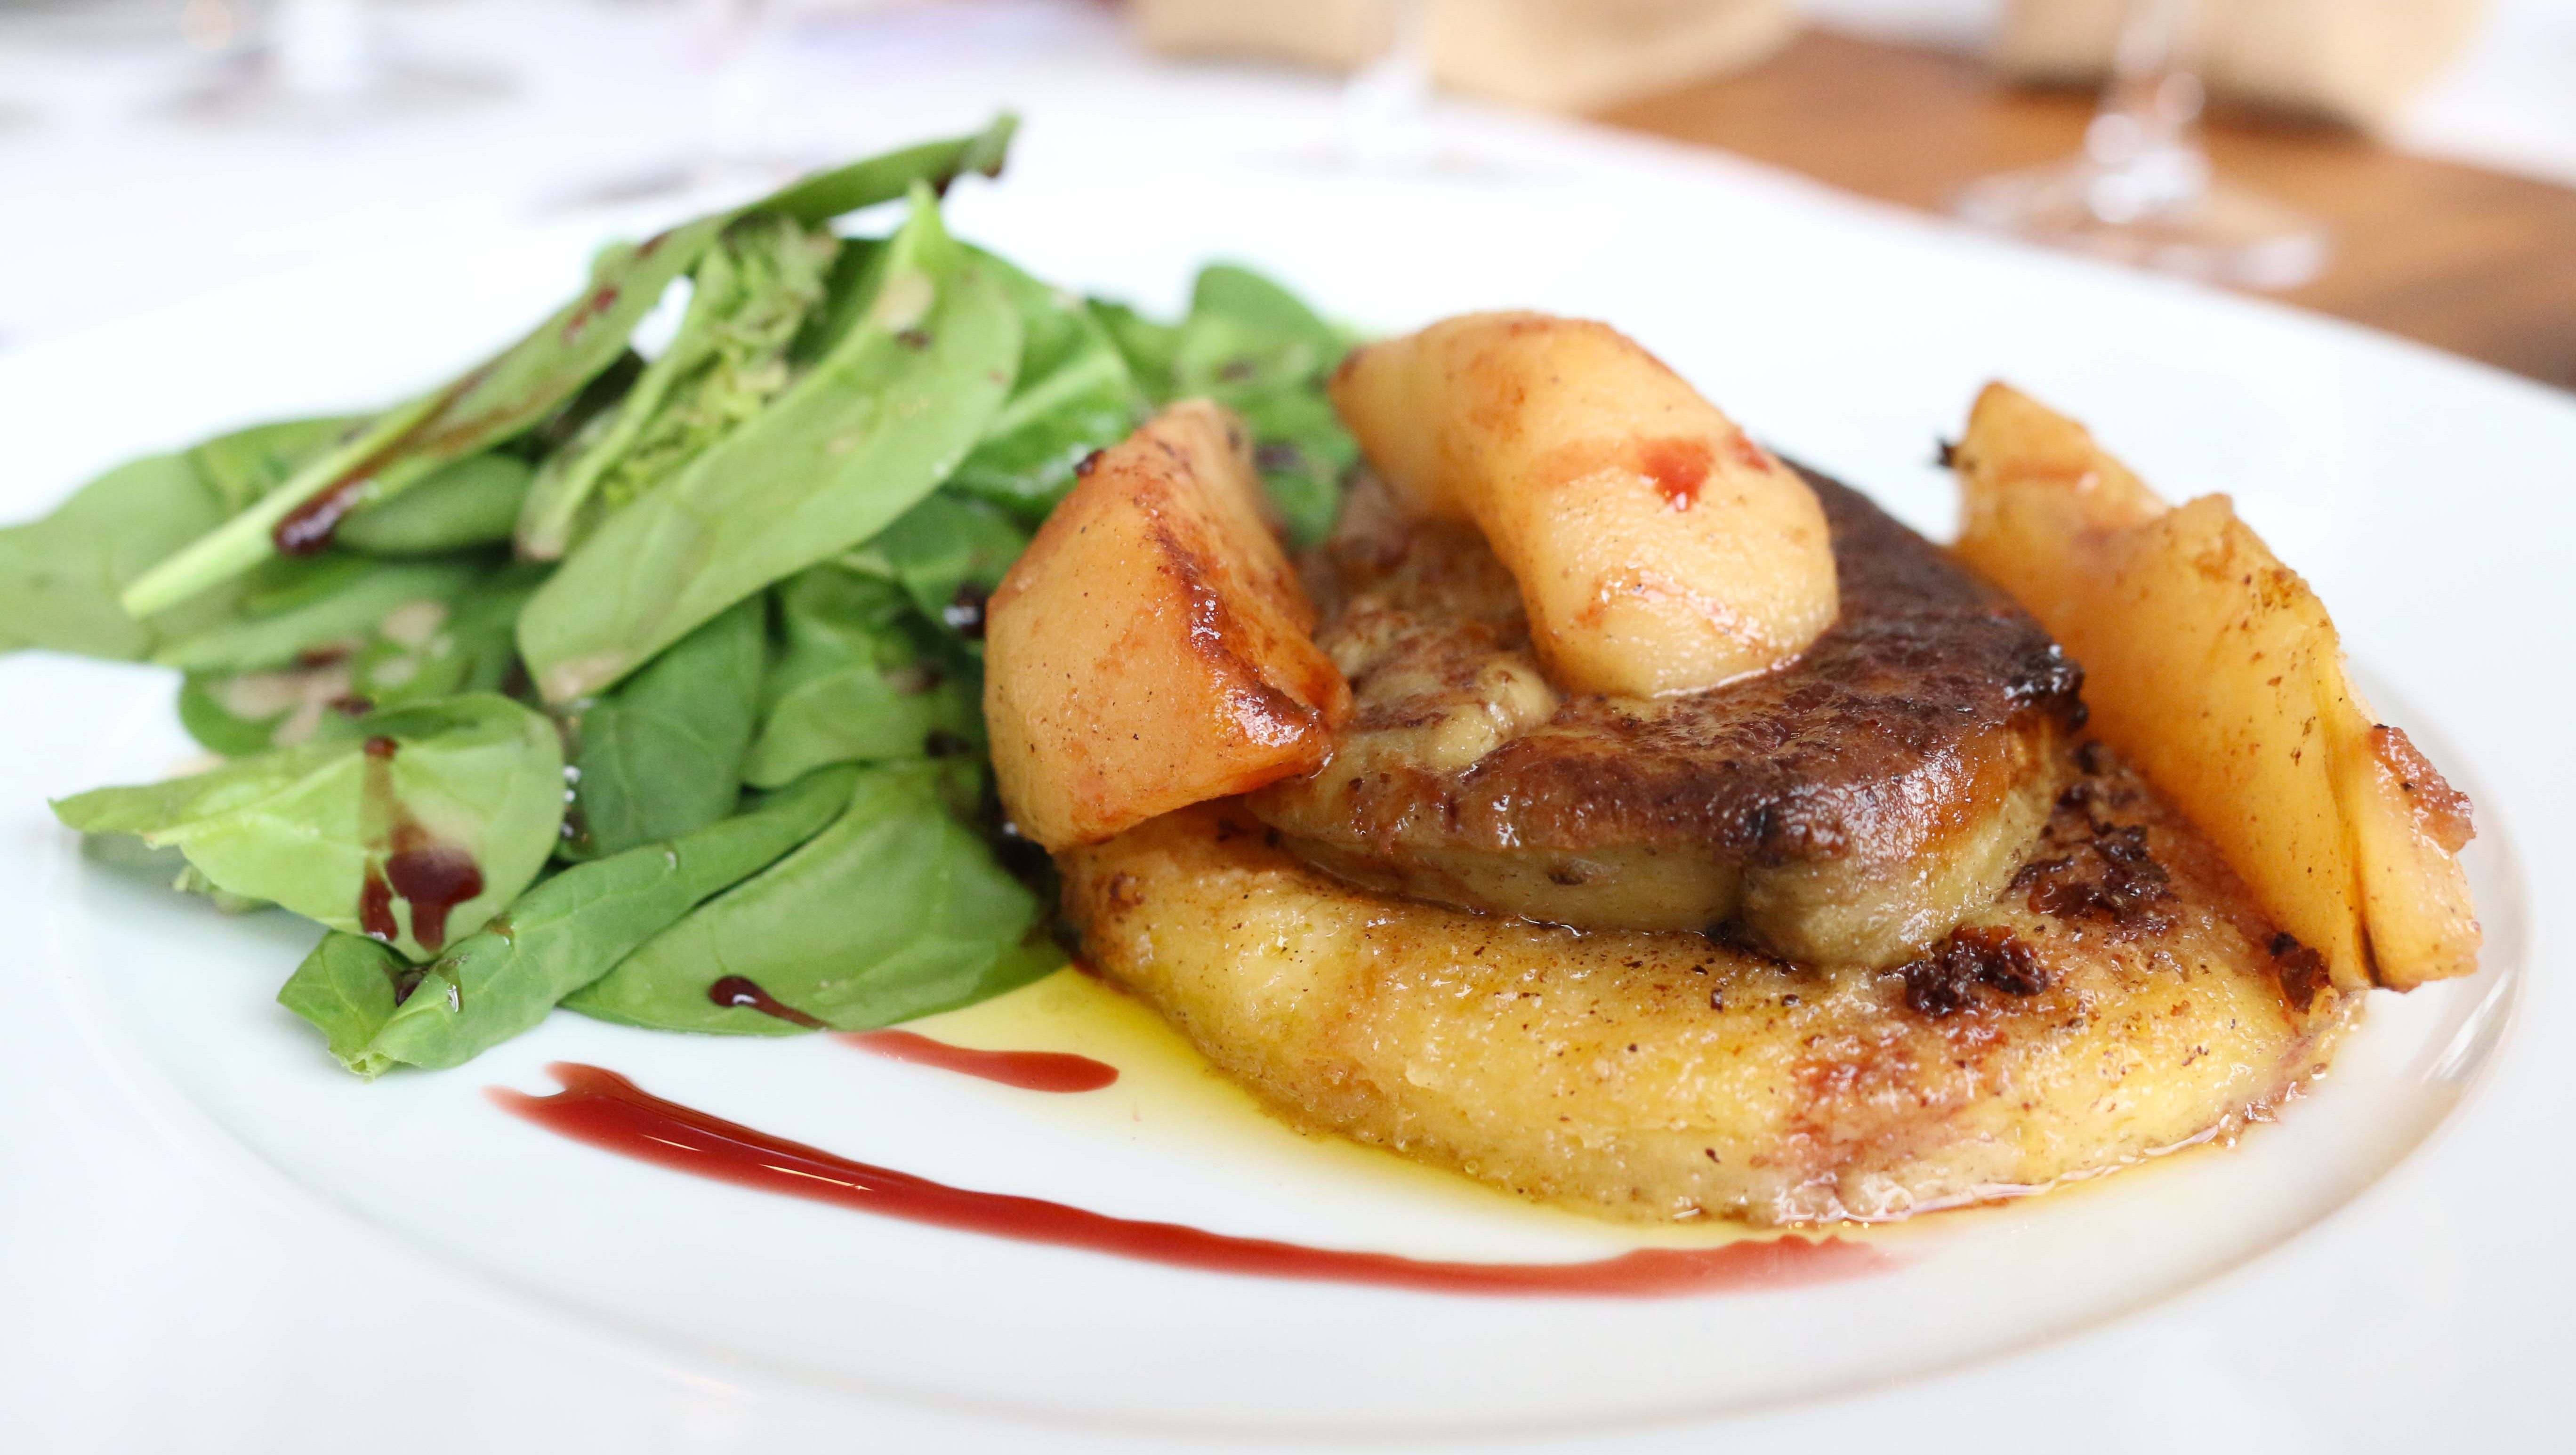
[0,0,2568,386]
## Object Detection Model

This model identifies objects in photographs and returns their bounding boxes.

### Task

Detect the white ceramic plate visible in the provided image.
[4,126,2571,1450]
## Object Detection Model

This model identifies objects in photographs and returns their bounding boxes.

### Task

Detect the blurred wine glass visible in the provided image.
[547,0,815,211]
[1953,0,2330,290]
[1335,0,1435,169]
[169,0,507,126]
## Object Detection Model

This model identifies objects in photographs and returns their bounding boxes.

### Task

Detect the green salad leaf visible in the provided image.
[0,453,240,660]
[943,249,1143,526]
[1167,264,1358,547]
[173,562,540,754]
[153,554,487,674]
[53,693,564,960]
[117,226,732,619]
[760,113,1016,226]
[516,213,842,561]
[564,762,1059,1034]
[274,933,409,1070]
[175,674,311,758]
[562,593,766,860]
[866,489,1030,641]
[516,185,1019,705]
[742,562,976,789]
[188,416,367,513]
[283,764,858,1076]
[1086,299,1181,402]
[15,118,1368,1079]
[120,117,1023,621]
[337,453,534,555]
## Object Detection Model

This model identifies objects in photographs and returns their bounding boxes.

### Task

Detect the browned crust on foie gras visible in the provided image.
[1248,469,2084,967]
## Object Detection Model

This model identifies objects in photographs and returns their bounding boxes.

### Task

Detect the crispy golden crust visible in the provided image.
[1067,744,2349,1226]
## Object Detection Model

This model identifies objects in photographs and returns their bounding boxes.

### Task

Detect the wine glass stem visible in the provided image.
[2081,0,2211,221]
[1338,0,1432,168]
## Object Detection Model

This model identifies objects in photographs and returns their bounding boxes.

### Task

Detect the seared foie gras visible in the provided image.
[1248,469,2082,969]
[1071,744,2348,1225]
[982,326,2479,1231]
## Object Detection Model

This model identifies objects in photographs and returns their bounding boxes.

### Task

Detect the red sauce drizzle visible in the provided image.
[274,476,377,555]
[353,734,483,953]
[386,843,482,953]
[358,866,399,942]
[493,1063,1889,1298]
[708,975,827,1028]
[562,284,622,342]
[843,1030,1119,1093]
[269,364,494,555]
[1639,437,1714,510]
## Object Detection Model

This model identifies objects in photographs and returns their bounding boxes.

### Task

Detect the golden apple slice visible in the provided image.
[1951,382,2478,991]
[984,401,1351,851]
[1330,312,1837,697]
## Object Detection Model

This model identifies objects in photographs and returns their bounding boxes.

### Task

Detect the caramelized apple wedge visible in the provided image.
[1951,383,2478,991]
[984,401,1351,851]
[1329,312,1837,697]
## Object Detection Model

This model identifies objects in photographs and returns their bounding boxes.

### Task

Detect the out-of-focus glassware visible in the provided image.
[1335,0,1436,169]
[169,0,507,127]
[1953,0,2330,290]
[548,0,813,211]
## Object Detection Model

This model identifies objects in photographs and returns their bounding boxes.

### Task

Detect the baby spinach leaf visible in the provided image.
[176,673,313,756]
[0,453,239,660]
[119,118,1021,621]
[741,564,976,789]
[276,932,406,1071]
[53,693,564,961]
[1228,386,1356,550]
[153,555,486,674]
[517,214,842,561]
[1183,264,1345,367]
[761,112,1015,226]
[189,415,367,513]
[526,347,647,456]
[289,764,858,1076]
[787,237,888,366]
[80,830,270,914]
[337,453,534,555]
[943,248,1143,526]
[117,231,726,619]
[517,186,1019,706]
[175,562,543,754]
[338,560,544,712]
[865,490,1029,639]
[562,593,766,860]
[1081,265,1359,549]
[1169,263,1358,548]
[564,762,1060,1035]
[1087,299,1180,402]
